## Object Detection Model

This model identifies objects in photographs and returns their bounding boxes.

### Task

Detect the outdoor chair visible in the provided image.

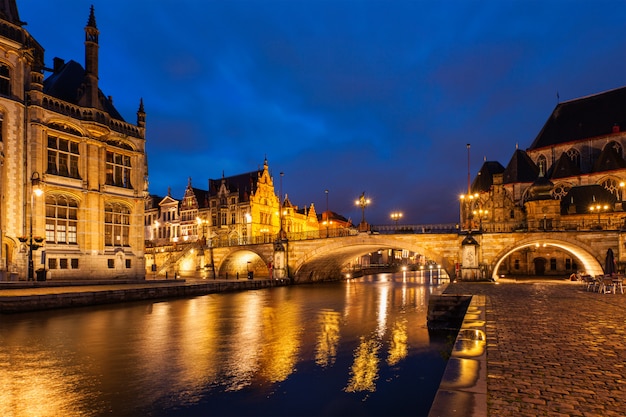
[599,276,615,294]
[583,275,598,292]
[612,275,624,294]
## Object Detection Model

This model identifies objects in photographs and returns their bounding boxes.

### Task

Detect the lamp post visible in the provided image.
[27,172,43,281]
[390,212,403,229]
[589,204,609,229]
[355,192,371,232]
[324,189,330,238]
[472,208,488,232]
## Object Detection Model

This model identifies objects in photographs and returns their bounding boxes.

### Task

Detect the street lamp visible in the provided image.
[27,172,43,281]
[472,208,488,232]
[589,204,609,229]
[355,192,371,232]
[324,189,331,237]
[390,212,403,228]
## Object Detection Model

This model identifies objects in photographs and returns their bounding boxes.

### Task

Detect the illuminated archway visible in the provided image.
[491,238,603,280]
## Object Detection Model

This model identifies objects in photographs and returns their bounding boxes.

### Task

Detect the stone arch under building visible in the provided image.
[490,237,604,280]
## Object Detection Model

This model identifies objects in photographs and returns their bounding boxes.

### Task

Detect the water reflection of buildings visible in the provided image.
[315,309,341,368]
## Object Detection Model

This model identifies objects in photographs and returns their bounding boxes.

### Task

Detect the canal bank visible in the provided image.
[433,278,626,417]
[0,278,290,313]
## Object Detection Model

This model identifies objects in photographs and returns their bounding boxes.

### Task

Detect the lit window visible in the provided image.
[47,136,80,178]
[106,151,132,188]
[105,202,131,247]
[45,194,78,244]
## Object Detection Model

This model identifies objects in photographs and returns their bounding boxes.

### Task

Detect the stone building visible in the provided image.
[0,3,147,280]
[462,86,626,276]
[145,159,320,276]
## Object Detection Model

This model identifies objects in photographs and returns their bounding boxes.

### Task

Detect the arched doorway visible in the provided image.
[534,257,546,275]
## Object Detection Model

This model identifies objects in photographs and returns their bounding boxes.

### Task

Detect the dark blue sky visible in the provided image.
[23,0,626,225]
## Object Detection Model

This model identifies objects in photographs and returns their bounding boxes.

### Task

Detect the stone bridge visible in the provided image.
[152,230,623,282]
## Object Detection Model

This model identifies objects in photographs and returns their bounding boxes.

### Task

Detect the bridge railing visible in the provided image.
[372,223,459,234]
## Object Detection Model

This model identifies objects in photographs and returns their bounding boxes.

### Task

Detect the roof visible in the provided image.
[191,187,209,209]
[560,185,617,214]
[548,152,581,179]
[0,0,21,25]
[502,149,539,184]
[529,87,626,150]
[42,59,125,121]
[471,161,505,193]
[591,142,626,173]
[208,170,262,202]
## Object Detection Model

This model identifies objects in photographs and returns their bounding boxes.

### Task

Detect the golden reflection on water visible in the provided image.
[0,340,99,417]
[387,319,408,366]
[258,300,301,383]
[315,309,341,367]
[0,274,442,416]
[345,336,381,393]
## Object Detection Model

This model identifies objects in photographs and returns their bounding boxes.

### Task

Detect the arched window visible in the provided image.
[605,141,622,157]
[45,195,78,244]
[105,202,130,247]
[566,148,581,169]
[552,183,571,200]
[537,155,547,176]
[601,178,621,200]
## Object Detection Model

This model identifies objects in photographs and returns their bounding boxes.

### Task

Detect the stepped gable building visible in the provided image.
[463,86,626,276]
[145,159,321,274]
[0,3,147,280]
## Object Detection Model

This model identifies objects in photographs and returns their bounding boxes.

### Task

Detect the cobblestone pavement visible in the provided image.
[445,279,626,417]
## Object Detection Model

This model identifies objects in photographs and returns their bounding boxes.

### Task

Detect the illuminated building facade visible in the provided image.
[145,159,320,274]
[0,3,147,280]
[462,86,626,276]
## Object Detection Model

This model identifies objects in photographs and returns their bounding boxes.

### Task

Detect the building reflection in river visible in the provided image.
[0,272,447,417]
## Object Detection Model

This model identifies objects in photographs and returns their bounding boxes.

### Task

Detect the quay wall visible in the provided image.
[0,279,289,314]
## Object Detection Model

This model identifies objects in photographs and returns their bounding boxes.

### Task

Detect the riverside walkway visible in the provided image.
[0,277,287,313]
[443,278,626,417]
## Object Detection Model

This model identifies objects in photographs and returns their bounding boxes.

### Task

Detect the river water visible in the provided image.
[0,272,452,417]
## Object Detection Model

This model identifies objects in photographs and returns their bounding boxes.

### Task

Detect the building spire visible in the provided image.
[81,5,100,108]
[137,98,146,128]
[0,0,23,26]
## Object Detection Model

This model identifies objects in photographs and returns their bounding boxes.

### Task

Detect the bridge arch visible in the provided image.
[490,236,604,280]
[215,247,272,279]
[292,235,456,282]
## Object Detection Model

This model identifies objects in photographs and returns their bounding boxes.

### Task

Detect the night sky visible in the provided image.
[21,0,626,225]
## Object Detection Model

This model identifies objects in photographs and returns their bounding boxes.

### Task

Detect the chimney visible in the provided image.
[53,57,65,73]
[613,124,620,133]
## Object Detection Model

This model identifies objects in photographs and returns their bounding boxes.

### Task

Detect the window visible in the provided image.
[125,259,131,269]
[60,259,68,269]
[107,259,114,268]
[514,259,520,270]
[47,136,80,178]
[566,148,581,169]
[71,258,79,269]
[0,63,10,96]
[105,202,130,246]
[537,155,547,176]
[550,258,557,270]
[45,195,78,244]
[601,178,621,200]
[106,151,132,188]
[48,258,58,269]
[231,212,236,224]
